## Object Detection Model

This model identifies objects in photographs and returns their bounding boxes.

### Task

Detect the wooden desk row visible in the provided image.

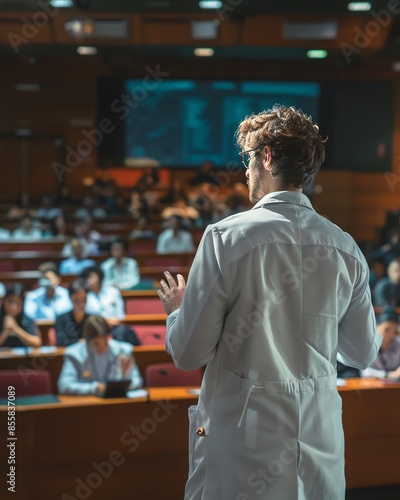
[0,266,189,289]
[0,345,172,394]
[0,250,195,272]
[0,379,399,499]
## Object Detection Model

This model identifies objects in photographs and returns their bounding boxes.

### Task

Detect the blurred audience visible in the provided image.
[0,284,41,348]
[160,178,188,205]
[370,227,400,271]
[129,189,149,220]
[129,216,156,240]
[60,238,96,275]
[0,226,10,239]
[36,194,62,220]
[75,195,106,219]
[101,239,140,290]
[62,217,100,257]
[374,257,400,307]
[7,192,34,220]
[55,278,88,347]
[13,215,42,239]
[81,265,125,320]
[57,315,142,395]
[44,214,67,238]
[156,215,194,254]
[188,160,219,186]
[24,262,72,320]
[362,308,400,380]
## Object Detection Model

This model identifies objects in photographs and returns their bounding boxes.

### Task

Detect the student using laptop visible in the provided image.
[57,315,142,396]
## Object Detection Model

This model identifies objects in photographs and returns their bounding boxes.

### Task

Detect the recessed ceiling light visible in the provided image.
[199,1,222,8]
[194,47,214,57]
[306,49,328,59]
[77,46,98,55]
[50,0,74,7]
[15,83,41,91]
[347,2,372,12]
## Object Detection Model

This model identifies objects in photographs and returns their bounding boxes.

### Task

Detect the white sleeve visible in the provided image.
[337,253,382,370]
[166,225,228,370]
[24,292,38,320]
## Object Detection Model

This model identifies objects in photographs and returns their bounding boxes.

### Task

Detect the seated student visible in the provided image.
[0,284,41,348]
[57,315,142,395]
[35,194,62,220]
[24,262,72,320]
[129,216,156,241]
[81,265,125,319]
[62,217,101,258]
[81,265,139,346]
[13,215,42,239]
[59,238,96,275]
[156,214,195,254]
[362,308,400,379]
[0,226,10,240]
[374,257,400,307]
[55,278,88,346]
[101,239,140,290]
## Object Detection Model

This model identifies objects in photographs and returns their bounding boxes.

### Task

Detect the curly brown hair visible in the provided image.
[235,104,326,188]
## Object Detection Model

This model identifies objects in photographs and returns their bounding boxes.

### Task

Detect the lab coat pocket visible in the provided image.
[188,405,198,477]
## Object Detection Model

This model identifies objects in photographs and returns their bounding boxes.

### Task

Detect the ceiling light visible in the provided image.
[199,1,222,8]
[77,46,97,55]
[194,48,214,57]
[347,2,372,11]
[306,50,328,59]
[50,0,74,7]
[15,83,41,91]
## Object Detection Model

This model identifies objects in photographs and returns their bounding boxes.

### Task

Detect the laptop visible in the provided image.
[101,379,131,398]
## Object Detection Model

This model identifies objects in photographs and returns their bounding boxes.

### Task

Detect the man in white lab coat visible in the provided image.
[158,105,381,500]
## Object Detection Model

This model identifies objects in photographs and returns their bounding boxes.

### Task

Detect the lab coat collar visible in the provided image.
[251,190,314,212]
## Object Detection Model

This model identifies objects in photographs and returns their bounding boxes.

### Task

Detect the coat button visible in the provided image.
[196,427,206,437]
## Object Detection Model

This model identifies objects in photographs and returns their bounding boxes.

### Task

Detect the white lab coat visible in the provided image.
[166,191,381,500]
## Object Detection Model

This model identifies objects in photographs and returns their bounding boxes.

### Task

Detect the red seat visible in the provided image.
[0,370,52,398]
[125,298,165,315]
[0,261,14,272]
[134,325,166,345]
[145,362,203,387]
[145,257,182,267]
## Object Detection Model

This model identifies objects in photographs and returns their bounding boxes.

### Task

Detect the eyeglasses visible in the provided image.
[239,146,262,170]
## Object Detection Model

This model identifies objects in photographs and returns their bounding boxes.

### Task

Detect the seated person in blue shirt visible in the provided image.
[57,315,143,395]
[55,278,89,346]
[362,307,400,380]
[101,239,141,290]
[59,238,96,276]
[81,265,140,346]
[24,262,72,320]
[373,257,400,307]
[0,284,41,348]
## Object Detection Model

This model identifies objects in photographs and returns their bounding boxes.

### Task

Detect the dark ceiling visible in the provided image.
[0,0,397,15]
[1,1,400,61]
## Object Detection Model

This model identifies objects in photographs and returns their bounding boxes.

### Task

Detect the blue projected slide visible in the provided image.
[123,80,320,168]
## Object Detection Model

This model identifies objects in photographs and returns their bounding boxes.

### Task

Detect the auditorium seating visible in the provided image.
[145,362,203,387]
[0,369,52,397]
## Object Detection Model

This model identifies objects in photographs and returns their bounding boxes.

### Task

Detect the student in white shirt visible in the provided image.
[13,215,42,239]
[24,262,72,320]
[101,239,141,290]
[156,215,195,254]
[59,238,96,275]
